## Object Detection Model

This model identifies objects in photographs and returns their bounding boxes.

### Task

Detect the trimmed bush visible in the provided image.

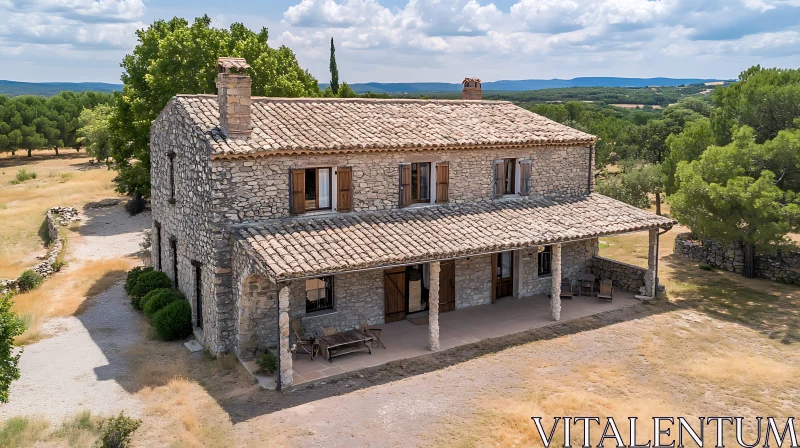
[124,266,153,295]
[142,288,184,318]
[96,411,141,448]
[129,270,171,310]
[17,270,44,292]
[256,351,277,375]
[152,300,192,340]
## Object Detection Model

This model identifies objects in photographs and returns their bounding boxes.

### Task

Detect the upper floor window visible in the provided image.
[306,276,334,313]
[493,158,532,197]
[400,162,449,207]
[167,151,176,204]
[291,167,351,215]
[305,167,331,211]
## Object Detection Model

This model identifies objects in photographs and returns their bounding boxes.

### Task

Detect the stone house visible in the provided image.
[150,58,674,388]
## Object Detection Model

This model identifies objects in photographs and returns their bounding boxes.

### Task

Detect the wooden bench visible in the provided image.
[318,329,375,362]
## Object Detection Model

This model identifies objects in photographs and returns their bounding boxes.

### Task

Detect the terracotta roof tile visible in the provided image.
[171,96,596,157]
[236,194,675,280]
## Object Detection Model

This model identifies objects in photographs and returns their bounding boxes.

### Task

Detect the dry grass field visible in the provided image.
[0,149,120,279]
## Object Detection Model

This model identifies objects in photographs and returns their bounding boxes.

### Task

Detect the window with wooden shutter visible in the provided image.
[493,160,505,197]
[436,162,449,203]
[519,160,532,196]
[399,164,412,207]
[290,169,306,215]
[337,167,352,212]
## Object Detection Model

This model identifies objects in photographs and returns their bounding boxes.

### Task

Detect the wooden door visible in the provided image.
[439,260,456,313]
[384,267,407,323]
[493,252,514,300]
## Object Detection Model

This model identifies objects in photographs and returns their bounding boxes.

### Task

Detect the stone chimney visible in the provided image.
[462,77,482,100]
[216,57,252,139]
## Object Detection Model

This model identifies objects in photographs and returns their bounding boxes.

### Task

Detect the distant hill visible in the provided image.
[0,80,122,96]
[323,77,729,94]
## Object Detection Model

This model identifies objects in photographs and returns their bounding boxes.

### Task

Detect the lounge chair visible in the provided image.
[560,278,574,300]
[291,320,316,359]
[598,279,614,302]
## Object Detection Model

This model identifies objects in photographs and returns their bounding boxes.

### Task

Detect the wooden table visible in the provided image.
[318,329,374,362]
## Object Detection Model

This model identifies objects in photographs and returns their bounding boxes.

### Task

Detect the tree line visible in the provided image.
[0,91,113,157]
[534,66,800,277]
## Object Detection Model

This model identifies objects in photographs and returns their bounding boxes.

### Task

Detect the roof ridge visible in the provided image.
[175,94,511,105]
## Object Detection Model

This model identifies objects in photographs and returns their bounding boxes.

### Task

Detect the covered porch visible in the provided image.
[291,290,638,384]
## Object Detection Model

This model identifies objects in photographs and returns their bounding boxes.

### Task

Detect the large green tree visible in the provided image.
[110,16,321,199]
[77,104,114,163]
[711,65,800,145]
[670,126,800,277]
[0,293,25,403]
[662,118,715,195]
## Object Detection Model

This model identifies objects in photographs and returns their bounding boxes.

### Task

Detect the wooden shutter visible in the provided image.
[519,160,532,196]
[491,253,498,304]
[399,164,412,207]
[436,162,449,204]
[290,169,306,215]
[493,160,505,198]
[337,167,353,212]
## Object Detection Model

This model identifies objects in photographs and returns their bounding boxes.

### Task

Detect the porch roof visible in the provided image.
[236,193,675,281]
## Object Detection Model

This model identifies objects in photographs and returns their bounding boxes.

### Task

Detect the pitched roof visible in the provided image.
[172,96,596,158]
[236,194,675,281]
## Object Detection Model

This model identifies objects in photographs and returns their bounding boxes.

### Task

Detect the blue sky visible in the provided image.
[1,0,800,84]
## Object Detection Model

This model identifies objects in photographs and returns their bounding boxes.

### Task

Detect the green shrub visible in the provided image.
[256,351,277,375]
[152,300,192,340]
[142,288,184,318]
[124,266,153,294]
[699,263,713,271]
[13,169,37,184]
[16,270,44,292]
[52,260,66,272]
[129,270,170,310]
[95,412,141,448]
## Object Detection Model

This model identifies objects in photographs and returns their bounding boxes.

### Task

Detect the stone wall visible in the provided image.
[150,101,221,352]
[520,240,598,296]
[591,256,647,293]
[455,254,493,309]
[1,207,78,294]
[674,233,800,285]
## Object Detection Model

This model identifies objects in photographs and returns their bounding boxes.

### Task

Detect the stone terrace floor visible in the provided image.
[291,291,639,385]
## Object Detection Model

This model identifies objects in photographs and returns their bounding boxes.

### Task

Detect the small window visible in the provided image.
[304,168,332,211]
[306,276,334,313]
[494,158,517,196]
[167,152,176,204]
[411,162,431,202]
[503,159,516,195]
[538,246,552,276]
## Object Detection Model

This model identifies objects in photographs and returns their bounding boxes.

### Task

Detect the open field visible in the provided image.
[0,149,120,279]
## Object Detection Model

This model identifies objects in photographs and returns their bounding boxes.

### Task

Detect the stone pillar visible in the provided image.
[277,284,293,389]
[428,261,441,351]
[644,228,658,297]
[550,244,562,321]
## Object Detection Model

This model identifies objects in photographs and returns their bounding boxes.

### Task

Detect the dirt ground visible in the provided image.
[1,156,798,446]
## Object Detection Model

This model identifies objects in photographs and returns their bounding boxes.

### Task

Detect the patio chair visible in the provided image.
[358,314,386,349]
[559,277,574,300]
[598,279,614,302]
[579,273,596,297]
[291,320,317,360]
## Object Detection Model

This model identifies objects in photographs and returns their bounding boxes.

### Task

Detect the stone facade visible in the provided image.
[591,257,647,293]
[674,233,800,285]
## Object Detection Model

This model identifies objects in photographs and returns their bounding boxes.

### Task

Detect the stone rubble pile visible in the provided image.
[1,207,80,294]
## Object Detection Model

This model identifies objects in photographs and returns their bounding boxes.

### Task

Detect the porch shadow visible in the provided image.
[213,298,676,422]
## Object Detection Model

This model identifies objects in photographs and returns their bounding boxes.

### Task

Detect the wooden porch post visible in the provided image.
[550,244,562,321]
[644,228,658,297]
[277,284,293,389]
[429,261,441,351]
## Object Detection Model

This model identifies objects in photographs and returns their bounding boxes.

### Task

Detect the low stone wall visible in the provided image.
[1,207,80,294]
[590,256,646,293]
[674,233,800,285]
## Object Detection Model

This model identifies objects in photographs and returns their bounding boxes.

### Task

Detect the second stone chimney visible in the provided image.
[216,57,252,139]
[462,77,482,100]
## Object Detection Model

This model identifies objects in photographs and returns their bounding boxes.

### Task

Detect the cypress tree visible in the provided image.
[330,37,340,95]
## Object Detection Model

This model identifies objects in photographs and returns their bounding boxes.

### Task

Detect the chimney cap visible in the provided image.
[462,77,481,85]
[217,57,250,74]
